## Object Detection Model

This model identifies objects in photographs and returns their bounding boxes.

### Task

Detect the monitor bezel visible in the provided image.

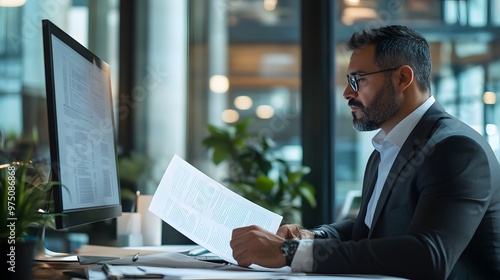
[42,19,122,229]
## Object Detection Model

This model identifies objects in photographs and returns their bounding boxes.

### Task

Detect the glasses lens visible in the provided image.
[347,75,358,92]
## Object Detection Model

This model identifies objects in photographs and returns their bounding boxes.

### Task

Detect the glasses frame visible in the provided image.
[346,67,400,92]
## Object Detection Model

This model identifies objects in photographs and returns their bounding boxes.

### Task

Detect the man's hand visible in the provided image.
[230,225,286,268]
[277,224,315,239]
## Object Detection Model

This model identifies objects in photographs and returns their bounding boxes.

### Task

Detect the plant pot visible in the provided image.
[1,240,35,280]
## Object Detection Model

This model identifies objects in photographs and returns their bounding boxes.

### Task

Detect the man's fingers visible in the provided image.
[230,225,287,268]
[276,224,302,239]
[231,242,253,267]
[299,229,314,239]
[237,261,252,267]
[233,250,252,267]
[231,226,257,267]
[232,225,251,238]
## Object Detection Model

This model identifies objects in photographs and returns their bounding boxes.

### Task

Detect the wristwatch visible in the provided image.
[312,229,327,239]
[280,239,300,266]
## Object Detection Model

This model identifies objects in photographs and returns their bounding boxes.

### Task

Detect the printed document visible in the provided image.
[149,155,283,264]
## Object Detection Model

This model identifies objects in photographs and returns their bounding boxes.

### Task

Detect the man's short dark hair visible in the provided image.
[347,25,432,93]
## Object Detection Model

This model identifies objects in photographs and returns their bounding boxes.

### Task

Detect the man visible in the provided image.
[230,25,500,279]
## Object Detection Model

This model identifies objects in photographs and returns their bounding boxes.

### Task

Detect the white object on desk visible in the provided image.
[90,264,408,280]
[138,195,162,246]
[116,212,143,246]
[88,265,292,279]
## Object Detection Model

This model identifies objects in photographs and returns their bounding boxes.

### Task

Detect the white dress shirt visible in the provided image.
[365,96,435,228]
[290,96,436,272]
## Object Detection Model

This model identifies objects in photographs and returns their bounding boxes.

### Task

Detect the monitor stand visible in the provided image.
[33,225,78,262]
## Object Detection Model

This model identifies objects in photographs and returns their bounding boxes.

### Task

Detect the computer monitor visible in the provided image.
[41,19,121,232]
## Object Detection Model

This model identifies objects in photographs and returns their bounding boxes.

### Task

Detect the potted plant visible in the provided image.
[202,118,316,224]
[0,159,56,280]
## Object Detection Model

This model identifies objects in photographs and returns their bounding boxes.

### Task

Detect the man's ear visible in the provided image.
[396,65,414,92]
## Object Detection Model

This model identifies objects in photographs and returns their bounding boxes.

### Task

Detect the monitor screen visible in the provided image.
[42,19,121,229]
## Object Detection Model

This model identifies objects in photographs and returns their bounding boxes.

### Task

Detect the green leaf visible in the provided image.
[287,171,301,184]
[206,124,224,136]
[287,166,311,184]
[0,159,59,240]
[235,118,253,136]
[232,182,254,194]
[212,147,230,165]
[202,118,317,221]
[202,136,225,148]
[261,136,275,150]
[255,176,275,193]
[298,182,317,208]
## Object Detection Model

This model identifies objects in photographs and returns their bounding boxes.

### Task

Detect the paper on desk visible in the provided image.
[149,154,283,264]
[87,265,293,280]
[105,251,228,269]
[139,266,293,279]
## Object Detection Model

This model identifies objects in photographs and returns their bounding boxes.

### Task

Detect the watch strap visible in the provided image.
[312,229,327,239]
[281,239,300,266]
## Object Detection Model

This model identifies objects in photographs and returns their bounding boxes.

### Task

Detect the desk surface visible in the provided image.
[32,244,197,279]
[32,245,407,280]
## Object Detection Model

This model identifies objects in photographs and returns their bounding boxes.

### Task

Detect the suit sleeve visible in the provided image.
[312,219,355,241]
[309,135,493,279]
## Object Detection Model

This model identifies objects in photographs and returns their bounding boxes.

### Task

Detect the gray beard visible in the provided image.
[352,82,399,132]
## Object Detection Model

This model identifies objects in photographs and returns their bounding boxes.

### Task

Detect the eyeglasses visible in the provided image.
[346,67,400,92]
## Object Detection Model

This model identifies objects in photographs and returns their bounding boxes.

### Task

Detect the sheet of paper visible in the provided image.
[87,265,293,280]
[104,251,225,269]
[149,154,283,264]
[139,266,293,279]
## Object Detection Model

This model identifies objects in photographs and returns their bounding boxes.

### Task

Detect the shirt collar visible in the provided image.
[372,96,435,150]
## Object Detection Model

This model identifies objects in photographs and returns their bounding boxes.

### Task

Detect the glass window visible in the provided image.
[0,0,119,162]
[494,0,500,26]
[468,0,487,27]
[188,0,301,176]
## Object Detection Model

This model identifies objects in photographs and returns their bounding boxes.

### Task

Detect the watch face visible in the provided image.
[281,239,300,256]
[281,241,289,256]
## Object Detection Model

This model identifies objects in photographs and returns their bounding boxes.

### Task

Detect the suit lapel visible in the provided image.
[360,151,380,215]
[368,102,448,236]
[352,151,379,240]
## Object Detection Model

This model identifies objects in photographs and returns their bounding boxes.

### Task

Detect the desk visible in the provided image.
[32,245,194,279]
[32,261,89,279]
[32,245,407,279]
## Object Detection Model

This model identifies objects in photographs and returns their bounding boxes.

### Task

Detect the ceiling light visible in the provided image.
[221,109,239,123]
[263,0,278,11]
[234,96,253,110]
[256,105,274,119]
[344,0,360,6]
[209,75,229,94]
[483,91,496,105]
[0,0,27,7]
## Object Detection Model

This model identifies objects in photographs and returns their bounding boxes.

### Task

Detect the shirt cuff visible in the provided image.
[290,239,314,272]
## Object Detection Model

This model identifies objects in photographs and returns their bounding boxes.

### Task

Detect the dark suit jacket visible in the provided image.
[311,102,500,279]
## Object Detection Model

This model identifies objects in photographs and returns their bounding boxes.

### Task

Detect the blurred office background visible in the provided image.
[1,0,499,252]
